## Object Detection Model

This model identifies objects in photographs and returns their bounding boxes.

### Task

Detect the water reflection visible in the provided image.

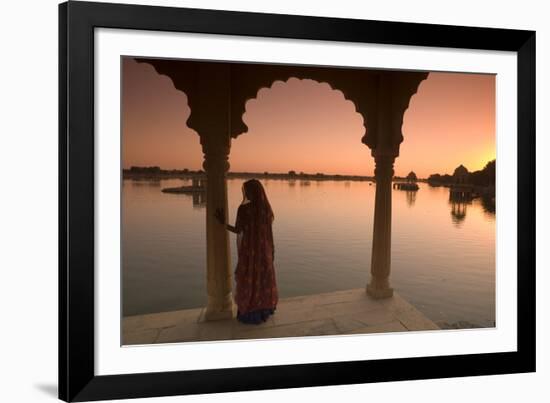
[446,186,495,226]
[405,190,416,207]
[123,179,495,327]
[130,179,161,187]
[192,192,206,208]
[480,193,496,214]
[449,200,470,226]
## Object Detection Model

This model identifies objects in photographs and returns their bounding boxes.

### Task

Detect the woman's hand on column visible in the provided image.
[214,207,225,225]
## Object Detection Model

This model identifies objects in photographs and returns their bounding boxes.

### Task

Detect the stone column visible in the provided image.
[360,71,429,299]
[203,145,234,320]
[367,154,396,298]
[195,64,234,321]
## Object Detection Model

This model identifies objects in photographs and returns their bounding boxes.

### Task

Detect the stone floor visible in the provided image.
[122,288,440,345]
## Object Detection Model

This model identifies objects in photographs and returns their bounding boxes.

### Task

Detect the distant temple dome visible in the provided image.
[406,171,417,182]
[453,164,469,185]
[453,165,468,176]
[393,170,419,191]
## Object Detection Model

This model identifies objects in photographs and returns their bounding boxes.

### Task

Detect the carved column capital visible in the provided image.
[373,154,395,179]
[201,135,231,173]
[202,150,230,173]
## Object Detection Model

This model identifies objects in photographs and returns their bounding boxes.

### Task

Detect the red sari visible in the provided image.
[233,180,278,324]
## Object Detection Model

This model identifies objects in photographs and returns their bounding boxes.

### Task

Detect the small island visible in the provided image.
[161,177,207,194]
[393,171,420,191]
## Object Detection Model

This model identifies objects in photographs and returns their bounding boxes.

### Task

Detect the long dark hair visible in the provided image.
[241,179,274,262]
[242,179,274,224]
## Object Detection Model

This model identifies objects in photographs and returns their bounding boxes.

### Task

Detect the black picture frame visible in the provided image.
[59,1,536,401]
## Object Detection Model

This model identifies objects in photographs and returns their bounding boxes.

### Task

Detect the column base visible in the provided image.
[203,294,235,321]
[366,283,394,299]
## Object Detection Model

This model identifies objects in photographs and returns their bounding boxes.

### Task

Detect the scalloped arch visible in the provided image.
[232,76,367,141]
[131,58,198,136]
[134,58,428,152]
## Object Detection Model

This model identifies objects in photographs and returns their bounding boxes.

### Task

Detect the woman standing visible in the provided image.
[215,179,278,324]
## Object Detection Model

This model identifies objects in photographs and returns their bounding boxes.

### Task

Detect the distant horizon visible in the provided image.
[123,157,496,180]
[122,58,495,178]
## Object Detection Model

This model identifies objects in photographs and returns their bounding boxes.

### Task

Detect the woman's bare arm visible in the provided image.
[215,208,239,233]
[226,223,238,233]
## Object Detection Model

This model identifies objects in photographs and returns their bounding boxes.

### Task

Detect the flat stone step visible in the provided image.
[122,289,439,345]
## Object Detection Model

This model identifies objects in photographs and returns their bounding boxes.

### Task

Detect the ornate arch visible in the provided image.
[226,63,376,140]
[135,57,427,153]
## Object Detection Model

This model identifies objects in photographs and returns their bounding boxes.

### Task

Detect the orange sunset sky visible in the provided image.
[122,58,495,178]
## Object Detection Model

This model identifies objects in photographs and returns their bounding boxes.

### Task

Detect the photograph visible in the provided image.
[53,1,537,401]
[121,56,496,345]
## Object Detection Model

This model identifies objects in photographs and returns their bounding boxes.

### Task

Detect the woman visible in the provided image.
[215,179,278,324]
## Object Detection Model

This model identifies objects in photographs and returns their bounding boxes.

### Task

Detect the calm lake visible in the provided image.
[122,178,495,327]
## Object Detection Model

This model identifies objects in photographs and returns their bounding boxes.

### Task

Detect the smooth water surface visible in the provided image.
[122,179,495,326]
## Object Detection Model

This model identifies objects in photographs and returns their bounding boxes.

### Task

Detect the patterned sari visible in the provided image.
[234,179,278,324]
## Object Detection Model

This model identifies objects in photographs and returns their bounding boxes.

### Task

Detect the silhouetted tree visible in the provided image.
[130,166,161,173]
[469,159,495,186]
